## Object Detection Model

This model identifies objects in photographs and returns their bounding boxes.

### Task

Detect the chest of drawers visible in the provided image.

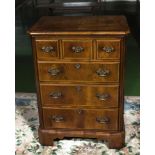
[28,16,130,149]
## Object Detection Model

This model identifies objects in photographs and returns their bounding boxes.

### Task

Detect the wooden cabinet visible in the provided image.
[28,16,130,148]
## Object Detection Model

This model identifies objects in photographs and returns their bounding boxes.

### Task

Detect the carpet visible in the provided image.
[15,93,140,155]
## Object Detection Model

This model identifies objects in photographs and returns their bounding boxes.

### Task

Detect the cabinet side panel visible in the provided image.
[31,37,44,128]
[118,37,126,131]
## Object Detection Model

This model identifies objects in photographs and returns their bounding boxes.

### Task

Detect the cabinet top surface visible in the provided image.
[28,16,130,36]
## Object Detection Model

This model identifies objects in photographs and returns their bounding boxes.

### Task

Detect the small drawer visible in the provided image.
[62,40,92,59]
[96,39,121,60]
[83,109,118,130]
[40,84,77,107]
[35,40,59,60]
[80,85,119,108]
[43,108,118,130]
[40,84,119,108]
[43,108,77,129]
[38,62,119,83]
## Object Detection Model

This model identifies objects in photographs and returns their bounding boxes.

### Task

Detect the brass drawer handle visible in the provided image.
[48,68,61,76]
[96,93,110,101]
[96,117,110,124]
[41,46,54,53]
[49,92,62,99]
[72,46,84,53]
[96,68,110,77]
[102,47,114,53]
[51,115,64,122]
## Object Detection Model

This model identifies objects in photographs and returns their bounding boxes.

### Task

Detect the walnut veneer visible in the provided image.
[28,16,130,149]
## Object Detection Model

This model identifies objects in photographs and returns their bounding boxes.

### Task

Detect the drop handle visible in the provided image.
[96,68,110,77]
[49,92,62,99]
[50,115,64,123]
[48,68,61,76]
[102,47,114,53]
[41,46,54,53]
[72,46,84,53]
[96,93,110,101]
[96,117,110,124]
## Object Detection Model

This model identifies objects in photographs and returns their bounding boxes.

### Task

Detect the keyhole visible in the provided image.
[76,86,81,92]
[74,64,81,69]
[77,109,83,115]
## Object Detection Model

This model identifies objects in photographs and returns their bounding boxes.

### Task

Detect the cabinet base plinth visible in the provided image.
[38,128,125,149]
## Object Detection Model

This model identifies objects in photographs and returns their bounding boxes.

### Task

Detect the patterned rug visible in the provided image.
[15,93,140,155]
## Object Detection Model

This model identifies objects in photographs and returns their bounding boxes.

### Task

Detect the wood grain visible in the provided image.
[96,38,121,60]
[38,62,120,82]
[35,39,59,60]
[38,128,125,149]
[28,15,130,148]
[43,108,118,131]
[40,84,119,108]
[62,39,92,60]
[28,16,130,35]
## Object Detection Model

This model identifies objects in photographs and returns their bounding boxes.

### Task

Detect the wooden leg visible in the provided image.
[38,128,55,146]
[107,131,125,149]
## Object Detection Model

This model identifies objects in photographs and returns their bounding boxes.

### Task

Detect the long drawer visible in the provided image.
[38,62,119,83]
[43,108,118,131]
[40,84,119,108]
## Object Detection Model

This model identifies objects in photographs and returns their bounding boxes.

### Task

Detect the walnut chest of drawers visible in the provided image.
[28,16,130,149]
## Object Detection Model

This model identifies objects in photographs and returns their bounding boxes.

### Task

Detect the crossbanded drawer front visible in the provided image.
[38,62,119,83]
[35,39,59,60]
[96,39,121,60]
[40,84,119,108]
[43,108,118,131]
[82,108,118,130]
[62,40,92,60]
[43,108,77,129]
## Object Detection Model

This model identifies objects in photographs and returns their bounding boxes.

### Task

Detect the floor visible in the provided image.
[15,93,140,155]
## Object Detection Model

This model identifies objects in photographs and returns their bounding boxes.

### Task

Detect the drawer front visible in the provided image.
[38,62,119,82]
[40,84,78,107]
[62,40,92,59]
[43,108,118,130]
[96,39,121,59]
[35,40,59,59]
[83,109,118,130]
[43,108,77,129]
[40,84,119,108]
